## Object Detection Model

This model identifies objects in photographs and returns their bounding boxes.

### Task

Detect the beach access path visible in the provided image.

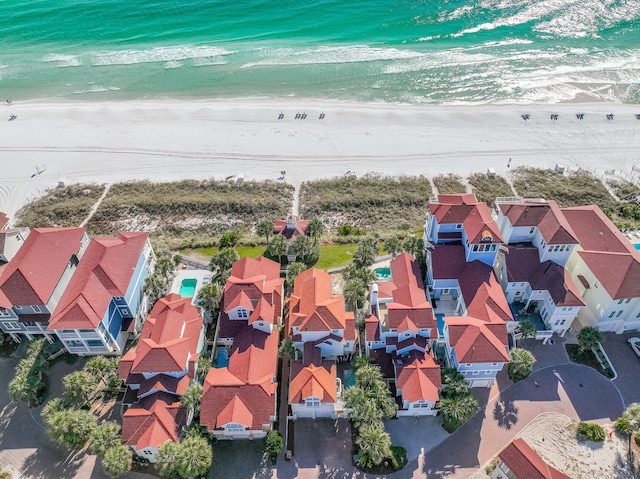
[2,99,640,219]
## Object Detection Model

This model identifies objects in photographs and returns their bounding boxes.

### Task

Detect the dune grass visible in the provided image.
[86,179,294,248]
[15,184,106,228]
[468,173,515,204]
[180,245,266,262]
[433,174,466,195]
[300,174,432,233]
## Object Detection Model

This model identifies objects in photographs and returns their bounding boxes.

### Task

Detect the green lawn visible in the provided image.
[315,244,358,269]
[180,245,266,261]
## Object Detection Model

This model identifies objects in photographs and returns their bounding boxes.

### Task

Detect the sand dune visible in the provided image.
[1,99,640,220]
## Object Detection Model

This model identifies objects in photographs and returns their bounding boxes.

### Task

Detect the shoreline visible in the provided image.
[1,99,640,220]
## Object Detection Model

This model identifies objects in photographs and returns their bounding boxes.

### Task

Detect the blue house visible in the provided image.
[48,232,156,356]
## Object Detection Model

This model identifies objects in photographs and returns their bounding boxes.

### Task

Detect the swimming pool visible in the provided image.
[436,313,445,338]
[179,278,197,298]
[634,244,640,252]
[374,267,391,280]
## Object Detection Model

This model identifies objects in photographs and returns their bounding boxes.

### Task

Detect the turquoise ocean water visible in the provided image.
[0,0,639,104]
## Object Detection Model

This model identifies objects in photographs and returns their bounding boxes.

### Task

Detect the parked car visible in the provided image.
[628,337,640,358]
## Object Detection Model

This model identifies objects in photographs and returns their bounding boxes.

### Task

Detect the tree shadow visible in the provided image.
[21,446,85,479]
[493,398,519,430]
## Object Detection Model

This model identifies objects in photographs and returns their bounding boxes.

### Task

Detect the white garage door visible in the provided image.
[470,379,492,388]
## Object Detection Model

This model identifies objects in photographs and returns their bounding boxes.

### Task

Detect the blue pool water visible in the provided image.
[178,278,197,298]
[216,349,229,368]
[634,244,640,251]
[344,370,356,389]
[436,313,445,338]
[374,267,391,280]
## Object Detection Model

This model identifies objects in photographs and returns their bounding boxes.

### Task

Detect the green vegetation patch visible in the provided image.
[577,422,605,442]
[15,184,105,228]
[300,174,432,232]
[511,167,617,211]
[315,243,358,269]
[86,179,294,248]
[181,245,266,262]
[468,173,515,204]
[433,174,466,195]
[607,179,640,200]
[566,344,614,379]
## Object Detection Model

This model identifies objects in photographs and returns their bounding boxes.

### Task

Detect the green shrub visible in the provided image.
[337,224,366,236]
[577,422,605,442]
[433,174,466,194]
[468,173,515,204]
[390,445,407,471]
[265,430,283,460]
[614,417,634,436]
[219,231,242,248]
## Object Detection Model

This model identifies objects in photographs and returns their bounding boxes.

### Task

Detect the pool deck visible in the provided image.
[169,269,212,303]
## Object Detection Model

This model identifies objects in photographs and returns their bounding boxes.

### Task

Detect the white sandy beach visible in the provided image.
[1,99,640,220]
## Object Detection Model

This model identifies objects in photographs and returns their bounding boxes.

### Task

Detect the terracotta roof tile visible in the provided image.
[563,206,640,299]
[121,393,185,450]
[499,438,572,479]
[445,317,510,363]
[429,194,503,244]
[48,232,149,330]
[128,294,203,375]
[0,212,8,229]
[0,228,86,307]
[273,216,309,240]
[216,395,254,429]
[290,268,347,333]
[432,244,513,323]
[505,245,584,307]
[395,350,441,403]
[499,201,579,245]
[365,314,381,342]
[289,357,337,404]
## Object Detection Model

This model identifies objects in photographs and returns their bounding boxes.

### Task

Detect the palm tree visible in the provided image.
[268,235,287,265]
[196,282,222,322]
[356,421,393,468]
[353,237,378,269]
[345,389,384,429]
[256,219,274,246]
[507,347,536,382]
[515,319,537,345]
[383,237,402,258]
[291,234,314,262]
[157,440,180,478]
[144,274,166,307]
[403,234,424,258]
[286,262,307,284]
[196,353,212,380]
[155,257,175,282]
[43,407,98,449]
[342,264,377,290]
[305,218,324,245]
[355,364,384,389]
[440,367,470,398]
[343,280,366,312]
[63,370,98,407]
[209,248,239,284]
[91,421,122,456]
[278,338,296,359]
[577,326,604,351]
[175,434,213,479]
[439,394,479,432]
[181,383,204,426]
[264,430,283,461]
[101,442,132,478]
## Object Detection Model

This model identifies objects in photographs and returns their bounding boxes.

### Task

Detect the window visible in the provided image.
[636,312,640,318]
[492,363,498,366]
[2,321,21,331]
[455,224,462,229]
[609,311,615,318]
[237,309,249,319]
[414,402,431,408]
[626,298,632,304]
[0,309,10,317]
[529,227,535,234]
[472,371,480,376]
[616,310,623,318]
[14,305,22,310]
[305,398,320,407]
[32,305,41,313]
[618,299,625,305]
[466,363,472,367]
[515,291,522,296]
[472,245,479,252]
[491,244,497,251]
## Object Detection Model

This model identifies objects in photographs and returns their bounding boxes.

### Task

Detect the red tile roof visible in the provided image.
[0,228,86,308]
[376,254,436,335]
[445,317,510,363]
[201,384,275,431]
[121,393,185,450]
[432,244,513,324]
[345,312,356,341]
[138,374,191,398]
[499,438,572,479]
[216,395,254,429]
[290,268,347,333]
[219,257,283,338]
[365,314,381,342]
[505,245,584,307]
[273,215,309,240]
[121,294,202,377]
[498,201,578,245]
[563,206,640,299]
[395,350,441,403]
[0,212,8,229]
[48,232,149,330]
[290,343,337,404]
[429,194,503,244]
